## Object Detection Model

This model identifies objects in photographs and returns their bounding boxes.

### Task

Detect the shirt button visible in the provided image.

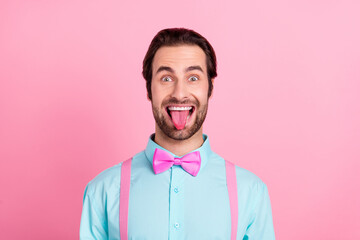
[174,187,179,193]
[174,223,180,229]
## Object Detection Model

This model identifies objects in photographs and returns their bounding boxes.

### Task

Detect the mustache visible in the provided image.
[162,97,199,107]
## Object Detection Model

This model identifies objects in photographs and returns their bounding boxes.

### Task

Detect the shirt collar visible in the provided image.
[144,133,212,176]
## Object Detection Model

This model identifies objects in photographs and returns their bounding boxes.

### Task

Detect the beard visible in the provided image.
[152,97,208,141]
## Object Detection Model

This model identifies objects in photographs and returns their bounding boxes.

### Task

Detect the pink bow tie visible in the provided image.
[153,148,201,177]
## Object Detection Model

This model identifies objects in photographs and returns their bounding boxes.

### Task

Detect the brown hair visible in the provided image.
[142,28,217,100]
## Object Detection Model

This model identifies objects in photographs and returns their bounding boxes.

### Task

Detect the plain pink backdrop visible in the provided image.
[1,0,359,239]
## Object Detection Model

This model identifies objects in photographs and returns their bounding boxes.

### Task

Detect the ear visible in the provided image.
[146,81,152,101]
[209,78,214,99]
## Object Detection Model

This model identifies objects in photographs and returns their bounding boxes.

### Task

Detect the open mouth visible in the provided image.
[166,105,195,130]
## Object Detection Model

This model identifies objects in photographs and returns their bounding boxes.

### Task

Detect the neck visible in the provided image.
[154,126,204,156]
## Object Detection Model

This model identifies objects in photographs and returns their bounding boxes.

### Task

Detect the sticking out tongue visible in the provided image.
[171,110,190,130]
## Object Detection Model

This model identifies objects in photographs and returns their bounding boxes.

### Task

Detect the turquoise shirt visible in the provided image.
[80,134,275,239]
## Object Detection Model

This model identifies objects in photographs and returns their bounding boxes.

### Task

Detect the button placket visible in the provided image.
[168,166,185,238]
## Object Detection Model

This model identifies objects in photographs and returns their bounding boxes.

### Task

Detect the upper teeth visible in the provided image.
[168,106,193,111]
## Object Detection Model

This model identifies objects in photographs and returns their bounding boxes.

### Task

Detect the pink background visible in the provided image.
[1,0,359,239]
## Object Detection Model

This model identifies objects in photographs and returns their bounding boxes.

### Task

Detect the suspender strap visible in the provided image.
[119,158,132,240]
[225,160,238,240]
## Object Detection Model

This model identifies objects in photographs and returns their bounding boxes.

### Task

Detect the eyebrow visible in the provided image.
[155,66,174,74]
[185,65,204,73]
[155,65,204,75]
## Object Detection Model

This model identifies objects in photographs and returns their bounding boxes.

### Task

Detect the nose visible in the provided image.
[171,79,189,100]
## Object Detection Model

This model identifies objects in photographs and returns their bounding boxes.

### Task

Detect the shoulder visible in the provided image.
[222,160,270,212]
[84,162,122,198]
[231,163,270,209]
[212,152,267,194]
[84,151,146,197]
[234,165,267,190]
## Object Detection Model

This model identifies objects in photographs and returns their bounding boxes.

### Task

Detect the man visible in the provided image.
[80,28,275,239]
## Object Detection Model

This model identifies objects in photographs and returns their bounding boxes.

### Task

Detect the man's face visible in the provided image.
[150,45,211,141]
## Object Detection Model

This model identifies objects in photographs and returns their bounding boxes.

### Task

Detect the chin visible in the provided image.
[164,128,197,141]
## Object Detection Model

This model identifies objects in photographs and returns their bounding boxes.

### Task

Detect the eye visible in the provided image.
[161,76,172,82]
[188,76,199,82]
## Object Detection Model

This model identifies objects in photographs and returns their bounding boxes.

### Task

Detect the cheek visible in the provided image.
[196,81,210,101]
[151,84,165,106]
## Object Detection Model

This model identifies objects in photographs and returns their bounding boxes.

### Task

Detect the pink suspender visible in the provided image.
[119,158,238,240]
[225,160,239,240]
[119,158,132,240]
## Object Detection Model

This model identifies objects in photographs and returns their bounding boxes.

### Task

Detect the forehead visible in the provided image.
[152,45,207,72]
